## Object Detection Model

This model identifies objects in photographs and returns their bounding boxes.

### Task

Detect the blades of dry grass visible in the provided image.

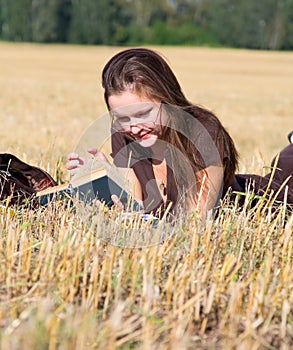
[1,180,293,349]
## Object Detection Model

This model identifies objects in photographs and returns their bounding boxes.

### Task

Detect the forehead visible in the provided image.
[108,90,154,110]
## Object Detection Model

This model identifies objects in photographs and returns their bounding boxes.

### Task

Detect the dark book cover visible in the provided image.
[37,170,142,210]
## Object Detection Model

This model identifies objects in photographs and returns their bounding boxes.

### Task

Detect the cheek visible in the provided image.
[154,124,164,136]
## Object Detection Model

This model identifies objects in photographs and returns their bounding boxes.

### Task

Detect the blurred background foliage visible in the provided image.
[0,0,292,49]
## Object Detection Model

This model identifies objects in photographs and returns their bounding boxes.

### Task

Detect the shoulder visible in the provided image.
[183,106,227,149]
[187,104,238,170]
[195,108,224,136]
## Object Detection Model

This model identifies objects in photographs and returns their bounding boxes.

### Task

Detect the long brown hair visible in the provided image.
[102,48,238,206]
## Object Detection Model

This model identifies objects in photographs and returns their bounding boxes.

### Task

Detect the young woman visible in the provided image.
[67,48,293,218]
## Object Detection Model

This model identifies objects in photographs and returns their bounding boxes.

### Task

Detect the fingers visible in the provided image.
[67,152,79,160]
[66,159,80,170]
[90,197,123,212]
[66,149,110,176]
[87,148,98,156]
[88,148,110,165]
[66,152,85,177]
[111,194,124,211]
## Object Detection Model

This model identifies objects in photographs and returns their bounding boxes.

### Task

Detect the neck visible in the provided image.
[150,141,166,163]
[151,157,167,199]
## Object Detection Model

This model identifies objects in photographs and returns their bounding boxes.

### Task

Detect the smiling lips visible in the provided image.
[139,130,153,139]
[130,125,155,141]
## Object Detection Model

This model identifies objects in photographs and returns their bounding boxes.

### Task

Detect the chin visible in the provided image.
[137,135,158,148]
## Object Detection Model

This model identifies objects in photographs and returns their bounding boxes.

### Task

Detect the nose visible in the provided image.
[129,124,142,134]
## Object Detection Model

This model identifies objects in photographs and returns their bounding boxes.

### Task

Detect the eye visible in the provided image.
[117,116,131,124]
[134,108,153,119]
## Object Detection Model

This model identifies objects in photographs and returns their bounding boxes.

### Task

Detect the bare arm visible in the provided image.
[194,165,224,217]
[115,166,143,201]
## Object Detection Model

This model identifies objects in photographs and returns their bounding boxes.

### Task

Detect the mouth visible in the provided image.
[139,129,153,139]
[121,125,159,143]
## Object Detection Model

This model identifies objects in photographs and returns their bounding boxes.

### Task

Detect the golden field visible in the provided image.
[0,43,293,349]
[1,42,293,173]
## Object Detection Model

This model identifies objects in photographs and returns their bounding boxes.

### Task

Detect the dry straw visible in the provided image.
[1,43,293,349]
[0,192,292,349]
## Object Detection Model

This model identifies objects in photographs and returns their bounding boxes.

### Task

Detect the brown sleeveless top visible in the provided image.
[111,122,293,215]
[110,113,233,216]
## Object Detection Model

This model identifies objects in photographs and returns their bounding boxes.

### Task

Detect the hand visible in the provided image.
[93,195,124,212]
[66,148,109,176]
[111,194,124,211]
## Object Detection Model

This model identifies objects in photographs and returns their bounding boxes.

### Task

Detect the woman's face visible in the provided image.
[108,90,165,148]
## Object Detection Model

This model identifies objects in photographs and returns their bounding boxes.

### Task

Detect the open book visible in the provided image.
[36,158,142,210]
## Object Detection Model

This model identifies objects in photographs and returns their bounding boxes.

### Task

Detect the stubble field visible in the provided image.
[0,43,293,349]
[1,42,292,171]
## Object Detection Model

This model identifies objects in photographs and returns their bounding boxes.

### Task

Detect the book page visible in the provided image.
[36,183,69,196]
[70,156,135,196]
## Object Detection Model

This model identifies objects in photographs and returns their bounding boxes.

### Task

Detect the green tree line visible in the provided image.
[0,0,292,49]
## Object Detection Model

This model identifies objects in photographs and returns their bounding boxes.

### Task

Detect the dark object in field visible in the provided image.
[0,153,56,206]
